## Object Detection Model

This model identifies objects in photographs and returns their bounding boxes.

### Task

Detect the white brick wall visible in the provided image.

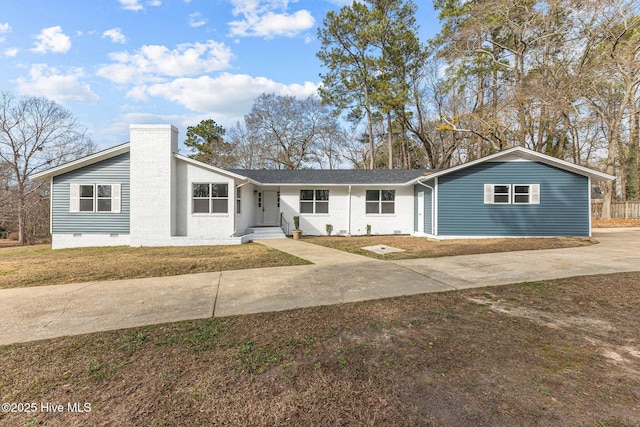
[279,185,414,236]
[130,124,178,246]
[174,160,236,239]
[52,233,131,249]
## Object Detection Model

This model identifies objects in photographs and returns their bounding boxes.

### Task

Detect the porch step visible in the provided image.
[247,226,286,240]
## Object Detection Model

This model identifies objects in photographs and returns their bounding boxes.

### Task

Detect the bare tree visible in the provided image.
[244,93,343,169]
[0,92,94,244]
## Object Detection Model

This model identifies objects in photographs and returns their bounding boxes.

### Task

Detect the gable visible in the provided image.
[436,161,590,236]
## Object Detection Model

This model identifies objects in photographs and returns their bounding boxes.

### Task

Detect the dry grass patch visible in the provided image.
[0,244,309,289]
[593,218,640,228]
[1,272,639,426]
[303,235,596,260]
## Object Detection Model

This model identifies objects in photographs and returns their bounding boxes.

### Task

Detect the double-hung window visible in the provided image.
[366,190,395,214]
[484,184,540,205]
[300,190,329,214]
[70,183,121,213]
[236,186,242,214]
[193,183,228,214]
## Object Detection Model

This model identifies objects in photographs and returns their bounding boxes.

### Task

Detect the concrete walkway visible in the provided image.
[1,228,639,345]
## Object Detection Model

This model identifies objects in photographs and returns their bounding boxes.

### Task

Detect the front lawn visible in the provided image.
[0,244,310,289]
[303,235,596,260]
[1,272,638,426]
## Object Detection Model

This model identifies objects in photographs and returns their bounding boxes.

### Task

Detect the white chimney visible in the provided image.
[129,124,178,246]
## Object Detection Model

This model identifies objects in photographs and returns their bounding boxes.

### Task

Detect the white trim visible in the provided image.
[69,183,80,212]
[417,191,424,234]
[71,183,121,213]
[49,177,54,234]
[174,153,259,184]
[512,184,540,205]
[408,146,615,185]
[111,184,121,213]
[426,234,581,240]
[484,184,511,204]
[434,177,438,235]
[260,182,418,187]
[192,182,230,215]
[31,143,130,180]
[588,176,592,237]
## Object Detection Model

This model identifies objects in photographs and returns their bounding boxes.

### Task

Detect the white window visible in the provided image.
[484,184,540,205]
[70,183,121,213]
[300,189,329,214]
[513,184,540,204]
[366,190,395,214]
[236,186,242,215]
[193,183,228,214]
[484,184,511,204]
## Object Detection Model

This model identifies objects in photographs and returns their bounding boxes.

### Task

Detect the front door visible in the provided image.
[417,191,425,234]
[261,190,279,225]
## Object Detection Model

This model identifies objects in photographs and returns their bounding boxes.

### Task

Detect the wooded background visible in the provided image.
[2,0,639,243]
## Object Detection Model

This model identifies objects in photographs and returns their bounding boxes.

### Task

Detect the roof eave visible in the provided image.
[30,143,131,180]
[409,146,615,183]
[173,153,261,184]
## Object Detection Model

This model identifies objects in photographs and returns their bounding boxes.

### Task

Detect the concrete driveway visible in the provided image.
[1,228,639,345]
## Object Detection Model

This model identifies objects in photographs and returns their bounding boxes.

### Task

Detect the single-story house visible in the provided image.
[31,124,615,249]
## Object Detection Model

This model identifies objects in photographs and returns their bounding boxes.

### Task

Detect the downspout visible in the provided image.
[416,180,435,235]
[347,185,352,236]
[587,176,593,237]
[49,177,53,235]
[231,181,251,237]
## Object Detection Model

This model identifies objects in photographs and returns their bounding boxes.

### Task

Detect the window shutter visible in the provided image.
[530,184,540,204]
[69,184,79,212]
[111,184,121,213]
[484,184,494,204]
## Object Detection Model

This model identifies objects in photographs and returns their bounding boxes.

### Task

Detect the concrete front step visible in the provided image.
[247,227,286,240]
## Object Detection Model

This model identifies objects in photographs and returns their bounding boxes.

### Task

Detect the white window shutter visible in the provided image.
[530,184,540,204]
[69,184,79,212]
[484,184,494,204]
[111,184,121,213]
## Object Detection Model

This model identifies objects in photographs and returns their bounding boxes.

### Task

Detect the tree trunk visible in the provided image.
[364,85,375,169]
[387,112,393,169]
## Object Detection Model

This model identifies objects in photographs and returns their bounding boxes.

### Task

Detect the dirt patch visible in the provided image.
[1,272,639,426]
[304,235,597,260]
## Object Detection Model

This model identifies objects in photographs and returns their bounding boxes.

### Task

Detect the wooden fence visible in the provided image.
[592,201,640,219]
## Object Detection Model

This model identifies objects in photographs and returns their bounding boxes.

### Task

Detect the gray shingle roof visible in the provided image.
[228,169,435,185]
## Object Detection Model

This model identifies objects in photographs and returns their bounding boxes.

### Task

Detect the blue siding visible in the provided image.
[414,183,433,234]
[437,161,589,236]
[52,153,130,234]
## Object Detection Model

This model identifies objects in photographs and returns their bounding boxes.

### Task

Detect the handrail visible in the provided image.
[280,213,290,236]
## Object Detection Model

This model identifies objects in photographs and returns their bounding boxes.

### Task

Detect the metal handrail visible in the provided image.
[280,213,290,236]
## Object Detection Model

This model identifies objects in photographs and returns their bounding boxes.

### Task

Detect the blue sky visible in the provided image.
[1,0,440,149]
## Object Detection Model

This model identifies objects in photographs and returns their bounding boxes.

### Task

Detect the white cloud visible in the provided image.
[102,28,127,44]
[127,73,318,114]
[3,47,18,57]
[31,26,71,54]
[0,23,10,43]
[118,0,143,11]
[228,0,315,38]
[97,40,234,84]
[118,0,161,11]
[14,64,100,104]
[189,12,207,28]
